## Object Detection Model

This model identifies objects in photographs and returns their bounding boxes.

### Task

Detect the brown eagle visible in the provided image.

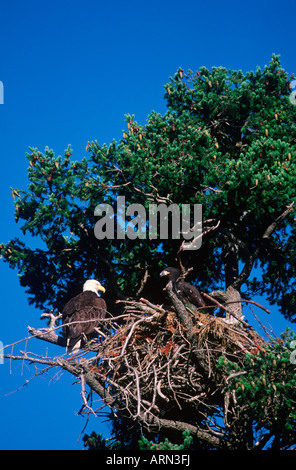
[160,267,206,310]
[62,279,106,353]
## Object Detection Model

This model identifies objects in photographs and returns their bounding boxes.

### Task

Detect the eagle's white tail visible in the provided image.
[66,338,81,354]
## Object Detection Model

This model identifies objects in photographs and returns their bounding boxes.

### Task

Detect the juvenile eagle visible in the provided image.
[62,279,106,353]
[160,267,206,310]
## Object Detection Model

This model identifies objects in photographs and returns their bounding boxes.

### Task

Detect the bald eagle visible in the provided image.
[160,267,206,310]
[62,279,107,353]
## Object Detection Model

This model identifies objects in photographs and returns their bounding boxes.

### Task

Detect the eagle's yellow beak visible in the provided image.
[98,283,106,293]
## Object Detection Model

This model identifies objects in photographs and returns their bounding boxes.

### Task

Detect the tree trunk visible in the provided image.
[224,285,243,324]
[223,245,239,288]
[222,245,243,324]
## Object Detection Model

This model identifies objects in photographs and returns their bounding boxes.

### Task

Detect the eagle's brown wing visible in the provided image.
[176,280,206,309]
[62,291,106,352]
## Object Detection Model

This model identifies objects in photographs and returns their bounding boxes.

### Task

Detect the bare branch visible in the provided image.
[28,326,66,347]
[226,299,270,314]
[133,185,172,204]
[134,264,149,299]
[165,280,194,337]
[40,312,62,328]
[262,202,295,239]
[233,202,295,289]
[80,372,97,417]
[201,292,251,329]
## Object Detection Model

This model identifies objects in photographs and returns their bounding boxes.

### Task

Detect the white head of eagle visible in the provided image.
[62,279,107,353]
[83,279,106,295]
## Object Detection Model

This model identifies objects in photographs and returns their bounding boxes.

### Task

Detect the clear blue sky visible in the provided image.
[0,0,296,450]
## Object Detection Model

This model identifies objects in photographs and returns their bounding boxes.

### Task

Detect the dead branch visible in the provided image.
[233,202,295,289]
[201,292,251,329]
[134,264,149,299]
[133,184,173,204]
[80,372,97,417]
[41,312,62,328]
[226,299,270,314]
[28,326,66,347]
[177,218,220,257]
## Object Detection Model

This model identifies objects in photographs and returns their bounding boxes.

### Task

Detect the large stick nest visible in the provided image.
[85,296,264,432]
